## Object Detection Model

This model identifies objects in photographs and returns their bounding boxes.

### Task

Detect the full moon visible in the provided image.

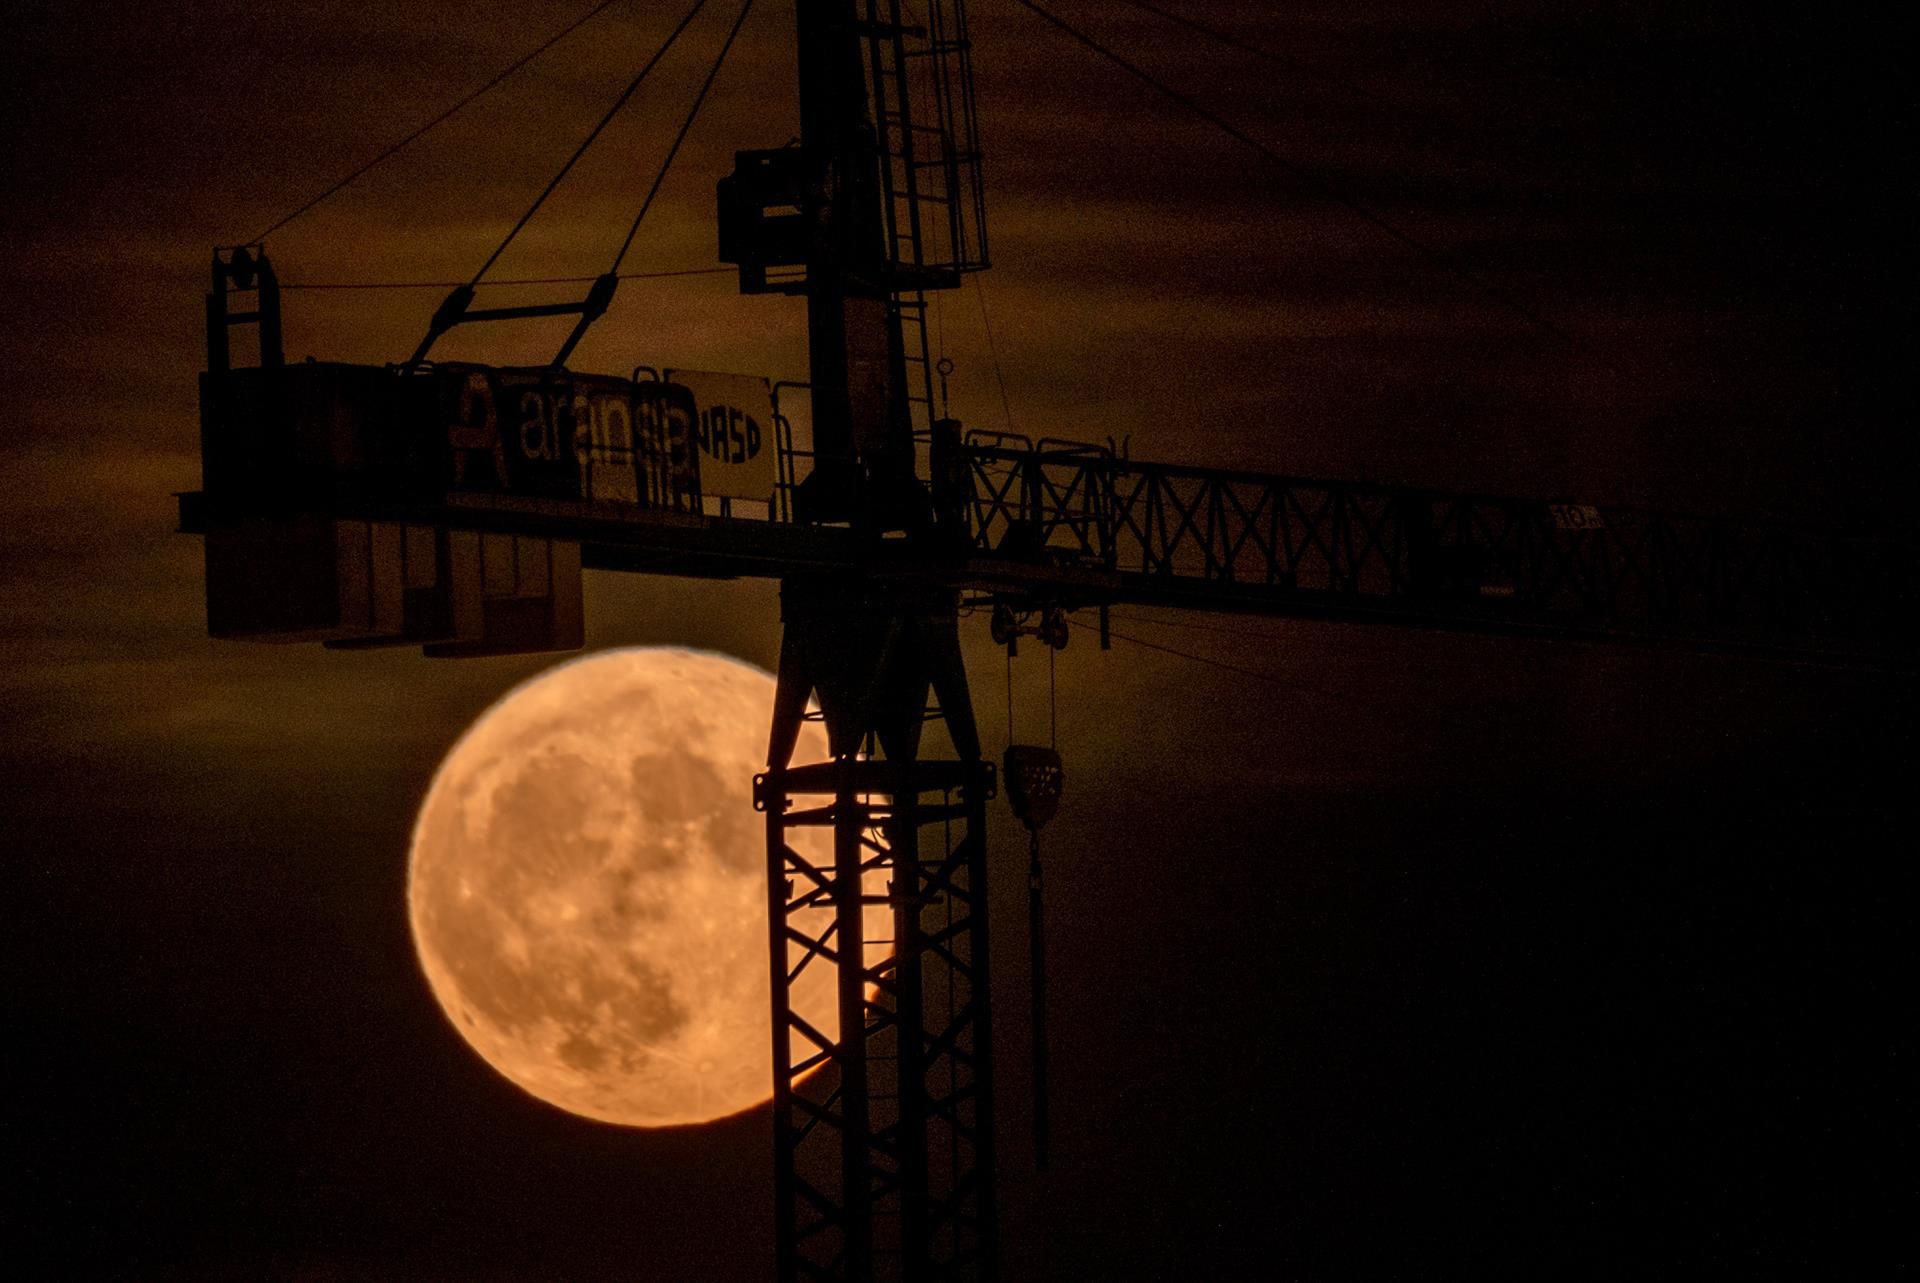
[407,646,836,1127]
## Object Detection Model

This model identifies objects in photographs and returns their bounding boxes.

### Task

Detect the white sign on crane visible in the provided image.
[667,369,777,503]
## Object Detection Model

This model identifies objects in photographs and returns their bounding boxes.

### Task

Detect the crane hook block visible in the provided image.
[1003,745,1064,832]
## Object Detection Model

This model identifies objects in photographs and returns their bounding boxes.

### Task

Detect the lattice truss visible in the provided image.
[960,437,1906,644]
[757,756,998,1283]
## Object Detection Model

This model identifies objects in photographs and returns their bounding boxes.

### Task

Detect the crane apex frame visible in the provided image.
[180,3,1912,1281]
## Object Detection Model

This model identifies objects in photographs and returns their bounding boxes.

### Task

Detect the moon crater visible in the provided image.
[408,646,836,1126]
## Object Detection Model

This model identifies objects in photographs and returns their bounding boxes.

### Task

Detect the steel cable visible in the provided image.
[248,0,630,244]
[281,266,735,291]
[607,0,757,275]
[1009,0,1577,346]
[467,0,712,287]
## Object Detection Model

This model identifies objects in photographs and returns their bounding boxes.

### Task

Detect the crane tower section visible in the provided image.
[721,0,986,528]
[725,7,1005,1279]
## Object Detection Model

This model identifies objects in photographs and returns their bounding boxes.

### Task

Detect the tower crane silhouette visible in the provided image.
[180,3,1908,1279]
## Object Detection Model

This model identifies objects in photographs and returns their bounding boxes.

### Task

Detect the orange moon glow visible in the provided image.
[407,646,835,1127]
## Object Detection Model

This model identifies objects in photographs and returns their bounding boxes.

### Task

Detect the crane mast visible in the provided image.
[742,6,1000,1276]
[179,6,1909,1283]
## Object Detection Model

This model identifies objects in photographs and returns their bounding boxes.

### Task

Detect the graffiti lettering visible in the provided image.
[447,371,509,489]
[438,365,699,507]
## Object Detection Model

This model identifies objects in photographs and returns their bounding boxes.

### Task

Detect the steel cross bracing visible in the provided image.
[183,423,1911,664]
[756,580,997,1282]
[951,435,1911,656]
[755,757,996,1281]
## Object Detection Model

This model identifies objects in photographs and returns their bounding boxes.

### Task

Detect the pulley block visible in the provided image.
[990,603,1069,654]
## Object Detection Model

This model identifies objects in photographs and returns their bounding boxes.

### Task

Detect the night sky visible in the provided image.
[5,2,1912,1279]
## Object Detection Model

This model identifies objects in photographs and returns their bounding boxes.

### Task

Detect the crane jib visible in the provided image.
[186,354,1911,666]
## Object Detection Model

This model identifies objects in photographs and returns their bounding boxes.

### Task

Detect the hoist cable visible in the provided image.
[607,0,756,274]
[1009,0,1576,346]
[1028,822,1049,1170]
[1005,645,1015,747]
[468,0,712,286]
[933,291,947,370]
[1048,639,1057,749]
[249,0,629,244]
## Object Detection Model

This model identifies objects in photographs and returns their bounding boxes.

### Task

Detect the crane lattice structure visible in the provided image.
[179,3,1909,1280]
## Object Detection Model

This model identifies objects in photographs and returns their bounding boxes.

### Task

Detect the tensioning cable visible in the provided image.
[547,0,757,367]
[606,0,757,277]
[466,0,712,289]
[1010,0,1577,347]
[249,0,630,244]
[281,266,737,291]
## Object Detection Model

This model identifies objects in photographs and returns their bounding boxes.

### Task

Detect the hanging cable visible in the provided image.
[972,276,1018,432]
[997,605,1065,1173]
[281,266,735,291]
[1048,638,1057,748]
[248,0,631,244]
[548,0,755,368]
[1009,0,1577,346]
[1105,607,1292,643]
[1032,846,1051,1174]
[1067,615,1509,739]
[1108,605,1891,678]
[467,0,711,287]
[402,0,712,367]
[1114,0,1328,83]
[607,0,756,275]
[1005,645,1015,747]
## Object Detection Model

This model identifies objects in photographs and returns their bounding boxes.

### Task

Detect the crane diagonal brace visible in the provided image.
[757,576,999,1283]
